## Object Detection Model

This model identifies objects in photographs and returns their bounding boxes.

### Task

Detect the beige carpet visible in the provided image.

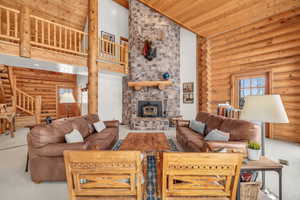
[0,126,299,200]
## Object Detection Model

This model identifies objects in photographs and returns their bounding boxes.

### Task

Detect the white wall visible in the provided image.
[180,28,197,120]
[98,73,123,121]
[99,0,129,40]
[77,73,123,121]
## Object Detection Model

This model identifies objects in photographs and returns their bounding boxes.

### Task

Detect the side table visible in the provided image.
[237,156,283,200]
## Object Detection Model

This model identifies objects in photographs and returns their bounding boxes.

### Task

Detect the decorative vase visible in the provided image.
[162,72,170,80]
[247,148,261,161]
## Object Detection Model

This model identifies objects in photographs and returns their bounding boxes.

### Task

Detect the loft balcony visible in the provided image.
[0,5,128,74]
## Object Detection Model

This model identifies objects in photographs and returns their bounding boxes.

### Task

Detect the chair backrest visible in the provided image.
[162,152,243,200]
[64,150,143,200]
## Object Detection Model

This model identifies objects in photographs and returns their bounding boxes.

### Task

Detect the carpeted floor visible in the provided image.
[0,126,300,200]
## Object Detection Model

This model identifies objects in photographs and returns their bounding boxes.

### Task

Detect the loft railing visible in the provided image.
[30,15,88,56]
[98,38,129,71]
[0,5,129,73]
[0,5,19,43]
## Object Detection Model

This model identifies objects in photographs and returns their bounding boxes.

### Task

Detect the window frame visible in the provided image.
[231,70,273,108]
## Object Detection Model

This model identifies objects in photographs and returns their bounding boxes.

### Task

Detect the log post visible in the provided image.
[197,35,212,113]
[19,6,31,58]
[88,0,99,115]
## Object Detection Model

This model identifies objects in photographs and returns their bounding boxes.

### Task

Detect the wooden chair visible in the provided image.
[64,150,143,200]
[162,153,243,200]
[0,103,16,137]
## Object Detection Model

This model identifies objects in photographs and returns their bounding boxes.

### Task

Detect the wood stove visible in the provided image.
[138,101,163,118]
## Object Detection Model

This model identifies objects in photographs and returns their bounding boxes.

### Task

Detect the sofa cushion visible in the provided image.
[205,129,230,142]
[195,112,211,123]
[30,123,71,148]
[85,128,117,142]
[177,127,204,141]
[65,129,84,143]
[33,142,86,157]
[189,120,205,135]
[68,118,90,138]
[83,114,100,134]
[205,114,225,135]
[219,118,260,142]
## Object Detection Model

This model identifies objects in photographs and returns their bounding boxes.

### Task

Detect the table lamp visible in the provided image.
[240,95,289,197]
[60,92,75,118]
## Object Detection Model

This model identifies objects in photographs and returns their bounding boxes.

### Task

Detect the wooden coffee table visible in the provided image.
[119,132,171,152]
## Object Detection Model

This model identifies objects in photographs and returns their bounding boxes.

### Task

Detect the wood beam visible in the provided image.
[87,0,99,115]
[19,6,31,58]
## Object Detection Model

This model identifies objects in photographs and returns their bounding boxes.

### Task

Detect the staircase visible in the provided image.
[0,65,41,132]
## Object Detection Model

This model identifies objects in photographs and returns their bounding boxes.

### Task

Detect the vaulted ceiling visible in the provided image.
[1,0,300,35]
[1,0,88,30]
[115,0,300,37]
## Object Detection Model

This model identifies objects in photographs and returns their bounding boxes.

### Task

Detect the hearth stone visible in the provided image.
[130,117,169,130]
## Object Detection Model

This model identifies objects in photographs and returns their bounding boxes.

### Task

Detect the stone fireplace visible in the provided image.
[122,0,180,130]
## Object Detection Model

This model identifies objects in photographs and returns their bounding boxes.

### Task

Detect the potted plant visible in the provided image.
[247,142,261,161]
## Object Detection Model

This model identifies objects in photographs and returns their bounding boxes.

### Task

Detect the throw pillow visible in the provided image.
[189,120,205,135]
[204,129,230,141]
[93,121,106,132]
[65,129,84,143]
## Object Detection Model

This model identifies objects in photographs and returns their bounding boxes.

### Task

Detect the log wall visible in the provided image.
[204,8,300,143]
[12,67,78,120]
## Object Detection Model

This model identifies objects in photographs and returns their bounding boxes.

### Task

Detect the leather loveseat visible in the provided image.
[176,112,260,153]
[27,114,119,183]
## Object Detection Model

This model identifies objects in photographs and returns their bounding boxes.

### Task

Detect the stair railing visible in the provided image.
[15,88,42,123]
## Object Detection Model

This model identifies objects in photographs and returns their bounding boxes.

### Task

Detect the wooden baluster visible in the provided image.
[78,33,82,54]
[64,28,67,49]
[41,20,44,44]
[69,30,72,50]
[35,18,38,42]
[6,10,10,36]
[59,26,62,48]
[54,25,56,47]
[47,22,50,45]
[75,32,77,53]
[23,93,25,109]
[31,98,34,112]
[0,8,2,35]
[35,96,41,124]
[14,12,18,38]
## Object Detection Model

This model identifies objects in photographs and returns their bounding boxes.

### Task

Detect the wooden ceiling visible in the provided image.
[116,0,300,37]
[0,0,88,30]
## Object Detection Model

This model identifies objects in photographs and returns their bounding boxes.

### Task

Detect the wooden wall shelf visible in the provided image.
[128,80,172,90]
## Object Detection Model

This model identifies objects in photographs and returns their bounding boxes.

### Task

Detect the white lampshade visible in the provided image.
[60,92,75,104]
[240,95,289,123]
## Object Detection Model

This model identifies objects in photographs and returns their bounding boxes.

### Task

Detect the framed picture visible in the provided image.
[183,82,194,104]
[101,31,115,42]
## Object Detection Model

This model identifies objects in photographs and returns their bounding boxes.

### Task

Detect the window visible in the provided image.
[239,77,266,108]
[59,88,74,103]
[231,71,271,109]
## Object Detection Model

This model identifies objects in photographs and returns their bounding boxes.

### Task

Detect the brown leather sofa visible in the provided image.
[27,114,119,183]
[176,112,260,153]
